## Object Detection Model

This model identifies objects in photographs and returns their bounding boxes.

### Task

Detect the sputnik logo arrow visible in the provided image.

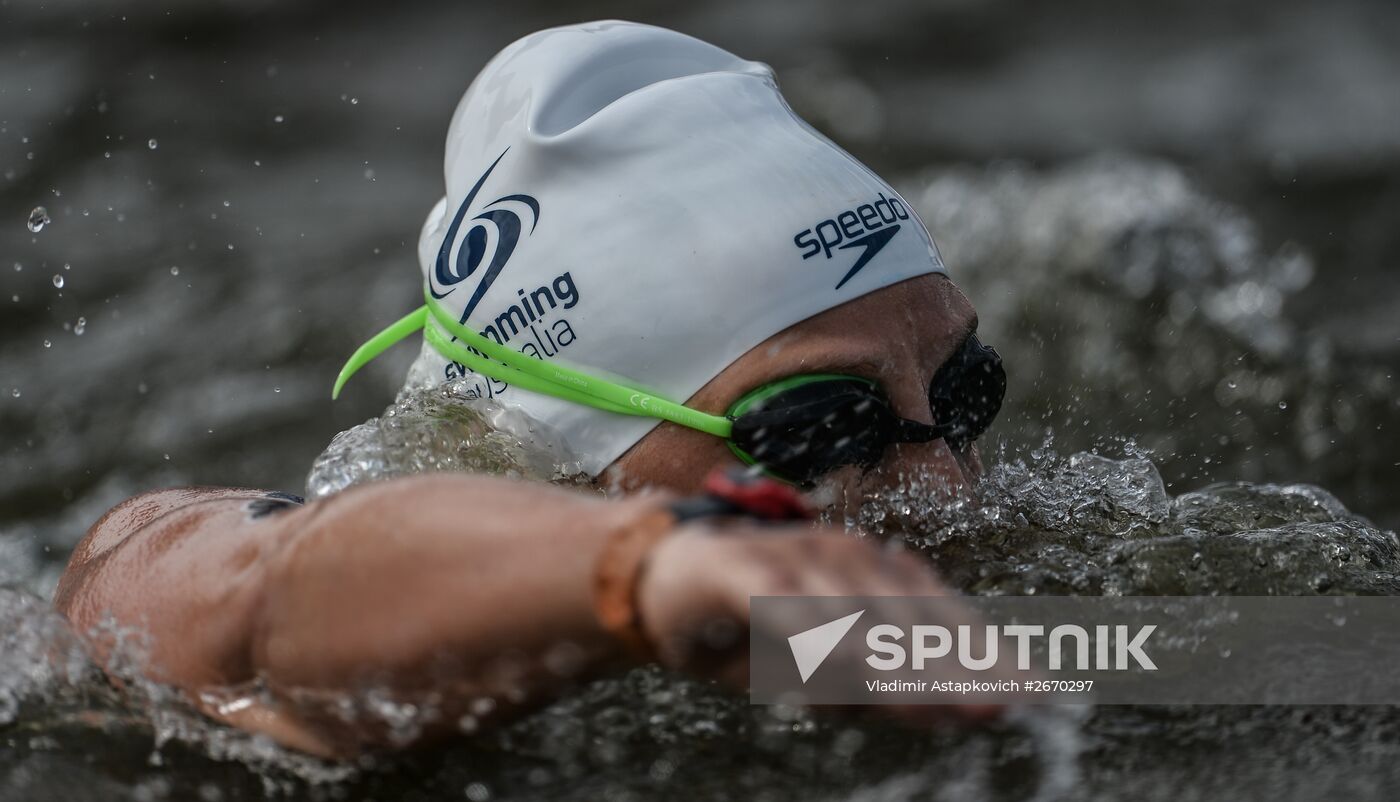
[787,609,865,683]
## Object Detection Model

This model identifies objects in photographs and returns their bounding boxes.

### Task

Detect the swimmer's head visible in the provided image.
[602,272,990,503]
[408,21,954,475]
[335,21,997,491]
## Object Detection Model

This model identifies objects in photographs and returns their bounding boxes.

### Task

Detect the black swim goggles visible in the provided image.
[725,335,1006,484]
[334,295,1005,485]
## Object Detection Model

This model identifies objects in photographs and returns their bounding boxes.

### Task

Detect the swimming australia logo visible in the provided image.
[430,148,541,326]
[792,193,910,290]
[430,150,585,396]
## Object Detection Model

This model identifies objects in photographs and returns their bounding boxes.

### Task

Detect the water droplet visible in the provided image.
[148,138,158,149]
[74,317,86,336]
[222,200,230,207]
[1278,401,1288,410]
[27,206,50,232]
[42,339,50,348]
[10,388,19,398]
[273,114,285,123]
[169,265,180,276]
[13,262,22,272]
[52,275,64,288]
[350,97,359,105]
[273,387,282,393]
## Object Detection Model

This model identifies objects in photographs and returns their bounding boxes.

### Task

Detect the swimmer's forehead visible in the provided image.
[722,275,977,392]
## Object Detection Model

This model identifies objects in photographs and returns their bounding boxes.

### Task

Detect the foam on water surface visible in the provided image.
[7,421,1399,800]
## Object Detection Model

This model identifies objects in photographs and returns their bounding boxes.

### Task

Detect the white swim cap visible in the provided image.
[410,20,946,475]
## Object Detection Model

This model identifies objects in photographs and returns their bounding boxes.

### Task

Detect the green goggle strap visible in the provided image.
[332,292,734,440]
[329,304,633,415]
[332,305,431,400]
[421,324,635,416]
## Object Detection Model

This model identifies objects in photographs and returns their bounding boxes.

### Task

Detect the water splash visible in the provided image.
[855,445,1399,598]
[27,206,50,233]
[9,439,1400,800]
[0,591,359,792]
[306,374,587,500]
[905,156,1399,524]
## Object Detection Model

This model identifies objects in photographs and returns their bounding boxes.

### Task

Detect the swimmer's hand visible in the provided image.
[638,525,1004,724]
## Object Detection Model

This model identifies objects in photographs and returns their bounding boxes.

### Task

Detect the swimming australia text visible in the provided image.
[443,270,582,392]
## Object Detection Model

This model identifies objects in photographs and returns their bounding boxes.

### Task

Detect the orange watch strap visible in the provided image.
[592,506,679,661]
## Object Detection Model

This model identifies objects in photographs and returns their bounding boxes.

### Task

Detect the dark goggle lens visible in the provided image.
[729,336,1006,484]
[929,334,1006,449]
[729,380,897,484]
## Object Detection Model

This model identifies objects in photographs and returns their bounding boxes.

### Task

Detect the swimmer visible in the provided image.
[55,22,1006,758]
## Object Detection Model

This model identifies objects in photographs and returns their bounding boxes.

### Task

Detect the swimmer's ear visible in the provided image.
[332,305,429,399]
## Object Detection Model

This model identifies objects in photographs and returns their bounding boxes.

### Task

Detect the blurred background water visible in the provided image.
[2,1,1399,800]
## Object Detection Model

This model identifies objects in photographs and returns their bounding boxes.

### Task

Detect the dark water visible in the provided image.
[3,0,1400,800]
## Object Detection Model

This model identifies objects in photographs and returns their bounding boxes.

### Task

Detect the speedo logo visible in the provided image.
[793,193,910,290]
[430,148,540,328]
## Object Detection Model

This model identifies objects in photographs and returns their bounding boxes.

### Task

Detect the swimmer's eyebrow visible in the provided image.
[949,310,979,347]
[766,307,981,385]
[917,313,980,385]
[797,316,981,383]
[795,350,888,381]
[954,317,979,349]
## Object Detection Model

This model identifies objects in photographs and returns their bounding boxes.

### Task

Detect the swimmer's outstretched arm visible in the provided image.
[55,474,963,758]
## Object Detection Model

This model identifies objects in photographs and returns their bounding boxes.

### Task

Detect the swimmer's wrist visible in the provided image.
[593,470,811,662]
[591,502,680,661]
